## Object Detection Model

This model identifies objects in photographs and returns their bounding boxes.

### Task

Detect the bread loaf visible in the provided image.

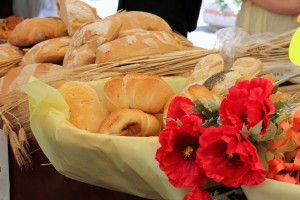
[231,57,262,77]
[95,31,182,64]
[20,36,71,65]
[57,81,109,132]
[0,16,24,42]
[187,54,224,86]
[8,17,68,47]
[203,70,242,96]
[103,73,175,114]
[98,108,161,136]
[56,0,100,36]
[63,18,122,68]
[0,63,61,94]
[187,84,223,105]
[105,11,172,32]
[0,43,24,61]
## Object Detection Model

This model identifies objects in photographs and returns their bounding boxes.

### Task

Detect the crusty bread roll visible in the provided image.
[187,54,225,86]
[20,36,71,65]
[0,16,24,42]
[187,84,224,105]
[57,81,109,132]
[98,108,161,136]
[8,17,68,47]
[203,70,242,96]
[95,31,182,64]
[56,0,100,36]
[63,18,122,68]
[0,63,61,94]
[231,57,262,77]
[103,73,175,114]
[0,43,24,61]
[105,11,172,32]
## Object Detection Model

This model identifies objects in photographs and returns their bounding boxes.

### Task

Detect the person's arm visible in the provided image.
[250,0,300,15]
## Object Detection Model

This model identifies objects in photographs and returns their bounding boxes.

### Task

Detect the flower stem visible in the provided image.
[273,73,300,87]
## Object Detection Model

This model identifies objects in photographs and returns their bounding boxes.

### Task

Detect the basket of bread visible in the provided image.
[0,0,219,168]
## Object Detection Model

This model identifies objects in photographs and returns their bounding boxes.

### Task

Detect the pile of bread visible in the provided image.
[0,0,194,95]
[57,53,288,137]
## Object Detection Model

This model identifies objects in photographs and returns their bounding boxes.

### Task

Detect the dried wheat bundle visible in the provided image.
[0,55,22,77]
[0,48,218,168]
[233,29,296,63]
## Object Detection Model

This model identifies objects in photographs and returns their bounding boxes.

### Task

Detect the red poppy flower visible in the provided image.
[196,125,266,188]
[156,115,206,188]
[166,96,205,127]
[219,78,275,135]
[183,184,210,200]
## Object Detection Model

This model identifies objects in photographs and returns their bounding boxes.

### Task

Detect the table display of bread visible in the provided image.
[1,0,300,200]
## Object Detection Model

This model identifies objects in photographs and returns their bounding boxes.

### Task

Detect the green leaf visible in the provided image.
[241,121,263,136]
[251,122,278,142]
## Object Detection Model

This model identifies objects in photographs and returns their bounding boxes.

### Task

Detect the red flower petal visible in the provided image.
[197,125,266,187]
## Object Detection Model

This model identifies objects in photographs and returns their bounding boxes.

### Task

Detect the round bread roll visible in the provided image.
[187,53,225,86]
[95,31,182,64]
[8,17,68,47]
[0,63,61,94]
[187,84,223,105]
[57,81,109,133]
[231,57,262,77]
[98,108,161,136]
[105,11,172,32]
[103,73,175,114]
[21,36,71,65]
[63,18,122,68]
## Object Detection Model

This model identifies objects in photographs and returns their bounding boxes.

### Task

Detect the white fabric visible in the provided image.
[0,130,10,200]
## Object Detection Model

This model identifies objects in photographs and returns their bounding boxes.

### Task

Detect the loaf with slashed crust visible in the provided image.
[56,0,101,36]
[103,73,175,114]
[8,17,68,47]
[20,36,71,65]
[105,11,172,32]
[63,18,122,68]
[95,31,182,64]
[0,63,62,94]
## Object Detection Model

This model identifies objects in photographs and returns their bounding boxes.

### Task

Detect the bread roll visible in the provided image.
[63,18,122,68]
[95,31,182,64]
[8,17,68,47]
[187,54,225,86]
[20,36,71,65]
[231,57,262,77]
[56,0,100,36]
[103,73,175,114]
[187,84,223,104]
[57,81,109,132]
[0,63,61,94]
[105,11,172,32]
[203,70,242,96]
[98,108,161,136]
[0,16,24,42]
